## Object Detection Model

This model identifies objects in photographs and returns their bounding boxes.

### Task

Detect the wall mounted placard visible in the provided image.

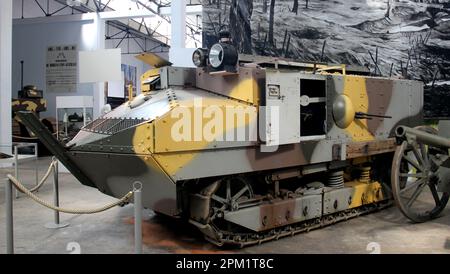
[46,45,77,92]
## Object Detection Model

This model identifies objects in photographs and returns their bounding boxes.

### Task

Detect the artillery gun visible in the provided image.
[391,122,450,222]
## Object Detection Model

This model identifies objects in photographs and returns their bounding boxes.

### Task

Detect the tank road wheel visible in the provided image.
[189,177,256,245]
[207,176,256,237]
[211,177,255,213]
[392,126,450,223]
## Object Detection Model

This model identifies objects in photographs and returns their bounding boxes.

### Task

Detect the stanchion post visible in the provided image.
[134,182,143,254]
[5,178,14,254]
[45,158,69,229]
[34,143,38,187]
[53,158,60,224]
[14,145,19,199]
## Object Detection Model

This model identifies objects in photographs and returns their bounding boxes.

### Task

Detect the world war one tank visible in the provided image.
[18,33,425,247]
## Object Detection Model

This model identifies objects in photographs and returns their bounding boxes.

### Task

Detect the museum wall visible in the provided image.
[203,0,450,119]
[12,20,153,119]
[12,20,92,118]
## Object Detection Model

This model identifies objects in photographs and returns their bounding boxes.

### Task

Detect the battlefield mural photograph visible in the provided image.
[203,0,450,118]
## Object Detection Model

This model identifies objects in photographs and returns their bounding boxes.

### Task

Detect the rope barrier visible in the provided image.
[15,160,56,194]
[4,159,143,254]
[7,174,133,215]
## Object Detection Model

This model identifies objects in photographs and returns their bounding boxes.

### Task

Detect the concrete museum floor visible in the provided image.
[0,157,449,254]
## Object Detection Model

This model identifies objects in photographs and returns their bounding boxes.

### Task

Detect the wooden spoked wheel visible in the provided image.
[391,126,449,223]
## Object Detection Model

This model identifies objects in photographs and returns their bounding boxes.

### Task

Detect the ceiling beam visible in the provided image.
[13,13,95,25]
[99,5,202,20]
[52,0,171,46]
[106,20,170,49]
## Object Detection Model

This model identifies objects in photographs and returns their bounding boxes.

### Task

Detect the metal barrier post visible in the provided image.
[134,182,143,254]
[14,145,19,199]
[5,178,14,254]
[45,158,69,229]
[34,143,38,187]
[53,158,60,224]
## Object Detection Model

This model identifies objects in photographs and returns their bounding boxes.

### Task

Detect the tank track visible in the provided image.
[199,200,392,248]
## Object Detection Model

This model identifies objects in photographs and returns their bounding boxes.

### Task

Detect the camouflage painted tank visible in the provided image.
[19,36,425,247]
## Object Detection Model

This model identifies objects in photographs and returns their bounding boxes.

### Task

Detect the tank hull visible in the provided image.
[16,61,428,246]
[70,152,178,216]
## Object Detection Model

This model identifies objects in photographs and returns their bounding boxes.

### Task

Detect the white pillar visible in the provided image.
[169,0,195,67]
[92,14,106,118]
[0,0,13,155]
[171,0,186,49]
